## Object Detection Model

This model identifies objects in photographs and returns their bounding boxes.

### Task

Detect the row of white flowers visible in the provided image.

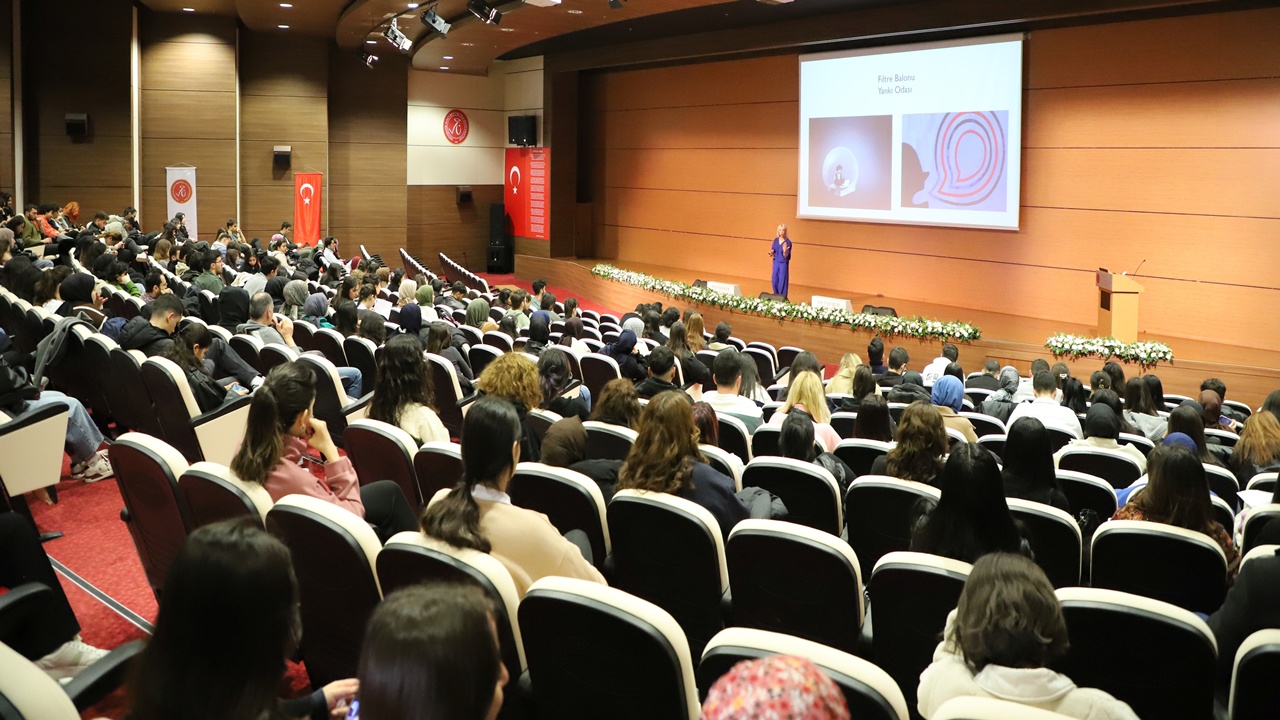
[591,263,983,342]
[1045,333,1174,368]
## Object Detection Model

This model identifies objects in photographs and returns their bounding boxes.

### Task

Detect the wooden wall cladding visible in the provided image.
[138,9,238,236]
[240,32,329,241]
[24,0,132,212]
[583,7,1280,351]
[406,185,503,274]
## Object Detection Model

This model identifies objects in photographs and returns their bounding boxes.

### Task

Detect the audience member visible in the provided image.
[368,335,449,444]
[853,394,896,442]
[1055,404,1147,473]
[230,362,416,543]
[1007,371,1083,439]
[702,655,850,720]
[475,352,543,461]
[966,359,1001,391]
[421,396,604,595]
[769,370,841,452]
[871,402,947,486]
[931,375,978,442]
[538,347,589,419]
[127,520,358,720]
[778,410,854,495]
[917,553,1139,719]
[911,443,1029,564]
[618,391,749,539]
[1002,417,1069,512]
[1228,411,1280,488]
[877,346,909,388]
[701,349,764,431]
[921,342,960,387]
[356,583,509,720]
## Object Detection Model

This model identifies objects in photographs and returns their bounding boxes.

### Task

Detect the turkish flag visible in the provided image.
[293,172,323,246]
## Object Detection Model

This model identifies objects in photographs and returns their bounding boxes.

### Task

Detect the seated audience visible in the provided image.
[867,337,887,375]
[538,348,589,419]
[162,323,249,412]
[618,391,749,539]
[1002,417,1070,512]
[769,370,841,452]
[1112,444,1238,572]
[590,377,642,428]
[708,321,733,351]
[601,328,647,382]
[917,552,1139,719]
[778,410,854,495]
[356,583,509,720]
[966,359,1002,391]
[853,393,896,442]
[230,362,417,543]
[1007,371,1083,439]
[475,352,543,462]
[877,346,909,388]
[931,375,978,442]
[911,443,1029,563]
[701,349,764,431]
[921,342,960,387]
[421,396,604,595]
[1055,404,1147,473]
[368,335,449,444]
[1228,411,1280,488]
[824,352,863,395]
[635,345,681,400]
[1123,376,1167,441]
[871,402,947,486]
[127,520,358,720]
[667,320,710,387]
[702,655,850,720]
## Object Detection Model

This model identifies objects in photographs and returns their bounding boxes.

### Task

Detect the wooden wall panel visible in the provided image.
[406,185,503,273]
[584,7,1280,352]
[139,10,238,237]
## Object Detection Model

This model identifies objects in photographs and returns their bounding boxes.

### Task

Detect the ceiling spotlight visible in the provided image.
[383,18,413,52]
[421,6,451,36]
[359,50,379,69]
[608,0,624,8]
[467,0,502,25]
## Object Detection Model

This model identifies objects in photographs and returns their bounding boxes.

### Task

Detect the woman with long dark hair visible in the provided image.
[368,335,448,444]
[162,323,248,413]
[229,362,417,543]
[617,391,749,539]
[357,583,509,720]
[419,396,603,596]
[1002,417,1069,511]
[128,520,358,720]
[911,443,1029,564]
[871,401,947,485]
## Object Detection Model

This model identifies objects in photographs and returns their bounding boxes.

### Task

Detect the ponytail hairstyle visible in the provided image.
[420,396,522,553]
[163,322,214,376]
[231,363,317,486]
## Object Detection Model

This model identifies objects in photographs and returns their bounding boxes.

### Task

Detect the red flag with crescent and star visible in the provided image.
[293,172,323,246]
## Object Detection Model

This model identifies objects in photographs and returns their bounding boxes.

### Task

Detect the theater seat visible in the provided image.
[518,576,700,719]
[508,462,611,568]
[109,433,193,599]
[178,461,273,529]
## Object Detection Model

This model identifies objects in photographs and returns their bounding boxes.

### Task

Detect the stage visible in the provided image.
[512,255,1280,409]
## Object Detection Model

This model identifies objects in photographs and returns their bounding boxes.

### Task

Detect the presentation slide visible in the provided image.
[798,35,1024,230]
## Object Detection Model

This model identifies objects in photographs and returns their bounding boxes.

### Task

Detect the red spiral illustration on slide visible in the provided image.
[931,111,1004,206]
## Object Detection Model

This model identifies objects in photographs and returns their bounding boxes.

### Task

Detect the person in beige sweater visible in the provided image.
[917,553,1138,720]
[422,395,605,597]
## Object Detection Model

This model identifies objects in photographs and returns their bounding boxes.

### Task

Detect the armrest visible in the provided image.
[191,393,252,426]
[0,584,53,645]
[65,640,145,712]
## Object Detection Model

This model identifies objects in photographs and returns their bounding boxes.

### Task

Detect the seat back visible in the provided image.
[266,495,382,688]
[508,462,610,564]
[1055,469,1118,519]
[715,413,752,465]
[580,353,621,402]
[178,461,273,529]
[344,419,422,511]
[869,552,972,709]
[725,521,864,653]
[1091,520,1228,613]
[468,343,503,377]
[342,336,379,389]
[425,353,465,436]
[378,533,526,679]
[413,440,464,501]
[519,576,700,720]
[845,477,940,570]
[607,490,728,658]
[833,438,893,478]
[749,425,782,457]
[1231,629,1280,720]
[741,457,842,535]
[0,401,69,496]
[582,420,637,461]
[1053,587,1217,720]
[312,327,348,367]
[0,642,81,720]
[108,433,192,599]
[1007,499,1081,588]
[1057,446,1143,489]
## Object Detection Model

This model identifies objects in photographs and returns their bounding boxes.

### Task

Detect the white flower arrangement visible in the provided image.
[1045,333,1174,369]
[590,264,983,342]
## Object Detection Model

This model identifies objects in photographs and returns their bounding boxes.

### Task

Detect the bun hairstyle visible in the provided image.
[230,363,317,486]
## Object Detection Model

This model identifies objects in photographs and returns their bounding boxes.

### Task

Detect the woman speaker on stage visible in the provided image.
[768,223,792,299]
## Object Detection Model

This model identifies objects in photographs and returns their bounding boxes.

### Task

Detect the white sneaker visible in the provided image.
[35,636,109,681]
[80,450,114,483]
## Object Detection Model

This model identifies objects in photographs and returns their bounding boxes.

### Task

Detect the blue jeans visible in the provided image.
[26,391,104,464]
[338,367,363,398]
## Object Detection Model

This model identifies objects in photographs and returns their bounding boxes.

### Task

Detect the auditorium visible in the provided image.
[1,0,1279,717]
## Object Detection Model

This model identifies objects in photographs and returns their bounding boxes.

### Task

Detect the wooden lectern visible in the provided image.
[1096,270,1144,342]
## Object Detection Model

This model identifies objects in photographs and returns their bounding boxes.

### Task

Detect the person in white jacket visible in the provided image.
[917,553,1139,720]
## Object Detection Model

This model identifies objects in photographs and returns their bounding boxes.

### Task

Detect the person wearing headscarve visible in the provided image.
[931,375,978,442]
[216,287,251,334]
[465,298,497,334]
[601,329,647,382]
[264,276,288,313]
[701,656,850,720]
[302,292,334,329]
[282,280,308,320]
[540,415,621,501]
[979,366,1023,423]
[1054,403,1147,472]
[524,311,551,357]
[886,370,931,405]
[558,317,591,354]
[56,273,106,327]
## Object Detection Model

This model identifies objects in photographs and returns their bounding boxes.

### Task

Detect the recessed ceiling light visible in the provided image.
[277,24,289,29]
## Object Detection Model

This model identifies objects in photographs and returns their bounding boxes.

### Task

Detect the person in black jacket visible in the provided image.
[162,323,248,412]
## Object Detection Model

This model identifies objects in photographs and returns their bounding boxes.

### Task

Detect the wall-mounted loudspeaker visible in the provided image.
[273,145,292,168]
[508,115,537,147]
[65,113,89,139]
[456,186,473,204]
